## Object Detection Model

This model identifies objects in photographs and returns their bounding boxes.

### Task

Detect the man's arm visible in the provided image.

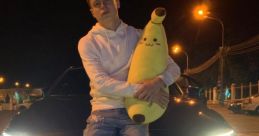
[134,56,181,107]
[158,56,181,86]
[78,38,140,97]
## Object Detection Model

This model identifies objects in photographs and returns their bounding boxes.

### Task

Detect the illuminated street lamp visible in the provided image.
[0,76,4,84]
[15,81,20,87]
[25,83,31,88]
[0,76,5,88]
[193,4,209,20]
[193,6,224,50]
[193,4,225,104]
[171,44,189,72]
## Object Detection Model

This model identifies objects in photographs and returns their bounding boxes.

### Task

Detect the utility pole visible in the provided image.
[193,5,226,105]
[218,46,225,105]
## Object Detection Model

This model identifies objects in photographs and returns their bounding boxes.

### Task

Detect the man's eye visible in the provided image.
[105,0,113,4]
[153,38,157,42]
[94,2,101,7]
[143,38,147,41]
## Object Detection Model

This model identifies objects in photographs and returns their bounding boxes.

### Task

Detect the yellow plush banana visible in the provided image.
[125,7,169,124]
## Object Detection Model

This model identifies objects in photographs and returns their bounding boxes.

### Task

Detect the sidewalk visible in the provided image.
[208,104,259,136]
[0,111,15,133]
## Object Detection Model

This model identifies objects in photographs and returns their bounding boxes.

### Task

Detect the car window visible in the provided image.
[169,84,183,97]
[50,68,90,96]
[175,75,204,99]
[188,89,200,98]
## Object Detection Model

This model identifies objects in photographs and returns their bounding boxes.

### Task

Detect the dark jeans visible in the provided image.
[84,108,149,136]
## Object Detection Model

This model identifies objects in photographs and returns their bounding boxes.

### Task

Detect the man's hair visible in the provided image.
[86,0,91,8]
[86,0,117,8]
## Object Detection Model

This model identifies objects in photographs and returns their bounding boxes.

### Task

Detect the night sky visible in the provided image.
[1,0,258,88]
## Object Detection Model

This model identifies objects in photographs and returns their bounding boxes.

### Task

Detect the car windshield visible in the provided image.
[49,68,90,96]
[47,68,204,99]
[175,75,204,99]
[169,84,183,97]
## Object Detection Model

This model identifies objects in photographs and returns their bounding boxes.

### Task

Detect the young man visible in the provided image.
[78,0,180,135]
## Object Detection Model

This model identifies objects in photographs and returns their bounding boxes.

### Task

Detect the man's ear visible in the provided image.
[90,8,96,18]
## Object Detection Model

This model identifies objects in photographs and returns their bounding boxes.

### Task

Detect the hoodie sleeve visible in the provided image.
[158,56,181,86]
[78,37,141,97]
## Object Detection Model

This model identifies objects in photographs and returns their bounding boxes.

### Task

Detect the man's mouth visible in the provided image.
[101,11,109,16]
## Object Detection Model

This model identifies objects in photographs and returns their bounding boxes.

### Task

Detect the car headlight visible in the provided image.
[2,132,12,136]
[2,132,30,136]
[188,100,196,105]
[174,98,181,103]
[208,128,235,136]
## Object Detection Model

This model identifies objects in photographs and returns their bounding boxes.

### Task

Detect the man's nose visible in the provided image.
[99,1,108,8]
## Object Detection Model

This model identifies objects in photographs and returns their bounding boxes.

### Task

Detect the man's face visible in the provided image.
[89,0,119,22]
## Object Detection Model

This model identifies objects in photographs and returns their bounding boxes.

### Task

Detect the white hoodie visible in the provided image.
[78,21,180,111]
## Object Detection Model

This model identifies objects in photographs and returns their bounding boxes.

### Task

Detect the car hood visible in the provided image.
[4,95,91,135]
[150,103,233,136]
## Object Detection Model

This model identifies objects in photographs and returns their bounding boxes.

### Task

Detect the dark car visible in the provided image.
[228,101,243,114]
[1,67,235,136]
[150,76,235,136]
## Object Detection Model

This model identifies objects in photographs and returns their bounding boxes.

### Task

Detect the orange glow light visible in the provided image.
[188,100,196,105]
[193,4,209,20]
[175,98,181,103]
[0,77,4,83]
[171,44,182,54]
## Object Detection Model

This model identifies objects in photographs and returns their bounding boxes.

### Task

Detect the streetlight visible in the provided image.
[171,44,189,72]
[193,4,225,104]
[0,76,5,88]
[0,76,4,84]
[25,83,31,88]
[193,7,224,51]
[15,81,20,87]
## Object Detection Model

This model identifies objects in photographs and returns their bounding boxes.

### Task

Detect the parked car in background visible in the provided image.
[242,95,259,114]
[0,89,43,112]
[1,67,235,136]
[228,95,259,115]
[15,89,44,112]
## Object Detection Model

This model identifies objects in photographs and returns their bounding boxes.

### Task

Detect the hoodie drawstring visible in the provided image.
[104,31,111,48]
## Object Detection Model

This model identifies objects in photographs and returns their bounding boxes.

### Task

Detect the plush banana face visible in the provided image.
[132,22,167,64]
[139,34,161,47]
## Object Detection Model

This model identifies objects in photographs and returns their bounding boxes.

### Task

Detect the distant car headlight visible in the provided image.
[188,100,196,106]
[174,98,181,103]
[208,128,235,136]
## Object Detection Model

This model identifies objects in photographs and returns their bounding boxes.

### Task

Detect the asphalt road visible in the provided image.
[208,104,259,136]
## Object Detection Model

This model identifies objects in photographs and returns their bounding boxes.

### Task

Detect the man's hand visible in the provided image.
[134,77,169,108]
[148,88,169,109]
[134,77,165,101]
